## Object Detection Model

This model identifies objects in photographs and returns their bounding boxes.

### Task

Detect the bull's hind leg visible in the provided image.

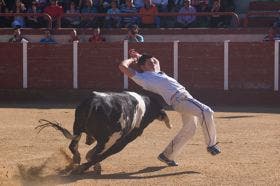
[69,134,82,164]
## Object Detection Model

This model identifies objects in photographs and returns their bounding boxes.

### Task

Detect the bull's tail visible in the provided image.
[35,119,76,140]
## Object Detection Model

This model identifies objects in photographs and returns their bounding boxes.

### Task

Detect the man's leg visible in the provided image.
[159,114,197,165]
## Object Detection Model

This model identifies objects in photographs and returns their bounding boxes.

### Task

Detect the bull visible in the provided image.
[35,91,172,174]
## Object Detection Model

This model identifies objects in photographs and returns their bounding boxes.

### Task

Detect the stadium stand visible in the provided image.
[244,1,280,27]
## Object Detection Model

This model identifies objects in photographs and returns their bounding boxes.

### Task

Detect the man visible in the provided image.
[8,28,28,43]
[176,0,196,28]
[124,24,144,42]
[119,49,221,166]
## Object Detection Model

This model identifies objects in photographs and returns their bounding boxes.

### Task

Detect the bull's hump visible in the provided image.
[126,92,146,129]
[92,91,109,97]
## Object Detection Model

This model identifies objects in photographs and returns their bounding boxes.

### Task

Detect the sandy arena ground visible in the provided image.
[0,102,279,186]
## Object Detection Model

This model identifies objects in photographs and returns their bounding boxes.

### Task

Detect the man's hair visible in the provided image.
[138,53,153,66]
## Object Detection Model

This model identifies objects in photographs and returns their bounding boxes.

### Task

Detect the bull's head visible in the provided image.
[157,110,172,129]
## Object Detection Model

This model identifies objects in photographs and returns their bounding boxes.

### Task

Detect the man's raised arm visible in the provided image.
[118,58,137,78]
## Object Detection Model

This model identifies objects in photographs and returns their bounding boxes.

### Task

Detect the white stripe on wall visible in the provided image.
[224,40,230,90]
[173,40,179,80]
[22,40,28,88]
[73,41,78,89]
[274,40,279,91]
[123,40,128,89]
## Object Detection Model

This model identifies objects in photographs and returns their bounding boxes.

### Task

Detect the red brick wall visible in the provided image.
[0,43,22,88]
[28,43,73,88]
[78,42,123,90]
[0,42,278,91]
[179,42,224,89]
[229,42,274,90]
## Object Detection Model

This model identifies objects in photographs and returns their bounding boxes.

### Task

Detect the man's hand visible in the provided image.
[129,49,141,59]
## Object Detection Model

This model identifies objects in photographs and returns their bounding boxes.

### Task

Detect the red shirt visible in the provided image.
[44,5,63,18]
[139,5,158,25]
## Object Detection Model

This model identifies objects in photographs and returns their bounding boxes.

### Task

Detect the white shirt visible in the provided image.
[131,71,186,105]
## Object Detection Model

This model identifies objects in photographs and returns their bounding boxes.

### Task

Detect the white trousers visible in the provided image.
[163,91,217,160]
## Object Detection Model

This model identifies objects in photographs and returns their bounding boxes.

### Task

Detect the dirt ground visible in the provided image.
[0,102,279,186]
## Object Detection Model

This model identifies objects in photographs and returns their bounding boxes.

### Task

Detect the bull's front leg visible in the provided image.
[71,130,142,175]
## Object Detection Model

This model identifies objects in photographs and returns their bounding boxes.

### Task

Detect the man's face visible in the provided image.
[140,57,157,72]
[184,0,190,7]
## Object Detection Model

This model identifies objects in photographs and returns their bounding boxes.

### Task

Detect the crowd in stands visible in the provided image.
[0,0,237,29]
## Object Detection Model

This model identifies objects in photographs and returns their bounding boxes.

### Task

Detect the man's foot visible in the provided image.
[207,143,221,155]
[157,153,178,166]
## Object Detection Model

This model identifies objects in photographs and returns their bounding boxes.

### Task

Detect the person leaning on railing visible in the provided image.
[8,27,29,43]
[175,0,197,28]
[43,0,64,28]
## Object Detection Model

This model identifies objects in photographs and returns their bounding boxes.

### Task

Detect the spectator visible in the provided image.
[139,0,159,28]
[0,0,10,27]
[63,1,80,27]
[176,0,196,28]
[68,28,80,42]
[195,0,210,27]
[263,27,280,42]
[124,24,144,42]
[40,29,57,44]
[44,0,64,28]
[36,0,49,12]
[80,0,98,28]
[209,0,224,28]
[220,0,235,27]
[8,28,29,43]
[152,0,168,27]
[26,0,43,28]
[120,0,138,28]
[105,0,121,28]
[134,0,144,11]
[11,0,26,28]
[88,27,106,43]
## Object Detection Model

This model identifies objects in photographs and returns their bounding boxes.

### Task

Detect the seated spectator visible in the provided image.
[40,29,57,44]
[11,0,27,28]
[36,0,49,12]
[134,0,144,11]
[209,0,226,28]
[63,1,80,27]
[0,0,10,28]
[220,0,235,27]
[120,0,139,28]
[44,0,64,28]
[8,28,29,43]
[68,28,80,42]
[80,0,98,28]
[124,24,144,42]
[26,1,44,28]
[195,1,210,27]
[105,0,121,28]
[88,27,106,43]
[263,27,280,42]
[139,0,160,28]
[152,0,168,27]
[176,0,196,28]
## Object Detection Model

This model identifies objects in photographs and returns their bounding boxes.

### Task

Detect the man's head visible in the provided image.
[138,54,159,72]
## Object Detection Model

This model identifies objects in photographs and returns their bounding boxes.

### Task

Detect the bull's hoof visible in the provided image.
[93,164,102,175]
[73,155,81,164]
[70,165,86,175]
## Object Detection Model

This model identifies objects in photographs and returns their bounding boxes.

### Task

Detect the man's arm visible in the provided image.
[118,57,137,78]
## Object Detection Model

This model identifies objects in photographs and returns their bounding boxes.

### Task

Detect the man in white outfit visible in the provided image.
[119,49,221,166]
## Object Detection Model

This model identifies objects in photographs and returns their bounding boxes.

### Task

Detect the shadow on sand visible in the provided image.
[17,165,200,186]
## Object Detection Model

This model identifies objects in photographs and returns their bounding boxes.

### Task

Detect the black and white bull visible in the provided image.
[36,91,171,174]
